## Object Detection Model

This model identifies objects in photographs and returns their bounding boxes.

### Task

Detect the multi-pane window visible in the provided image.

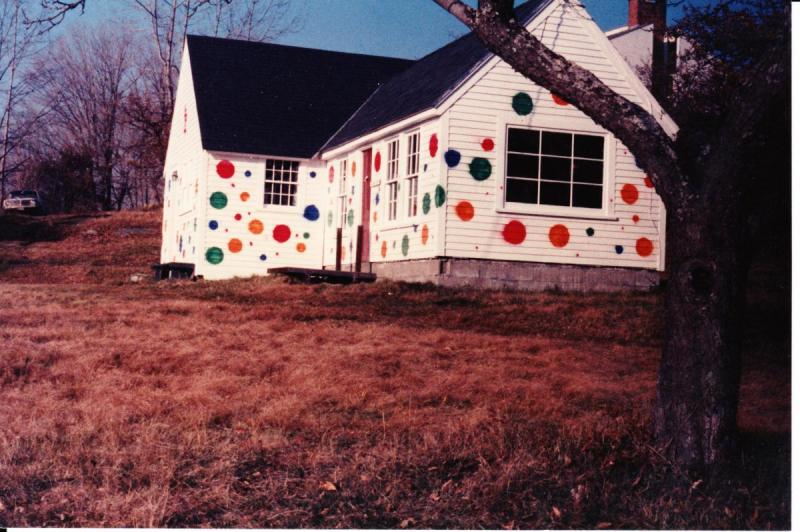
[386,138,400,221]
[405,131,420,217]
[264,159,299,206]
[505,127,605,209]
[338,159,347,228]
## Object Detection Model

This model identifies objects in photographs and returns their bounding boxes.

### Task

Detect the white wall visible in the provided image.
[440,1,666,271]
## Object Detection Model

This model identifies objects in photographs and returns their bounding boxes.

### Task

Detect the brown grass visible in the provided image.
[0,210,790,528]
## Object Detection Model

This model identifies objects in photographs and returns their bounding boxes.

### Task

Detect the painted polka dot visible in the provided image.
[615,245,624,254]
[234,213,242,221]
[260,254,267,261]
[632,215,640,223]
[303,204,320,221]
[328,166,335,183]
[248,219,264,234]
[209,192,228,209]
[310,171,317,178]
[551,92,569,106]
[429,134,439,157]
[636,237,654,257]
[209,220,219,230]
[512,92,533,115]
[375,193,380,205]
[481,138,494,151]
[351,161,356,177]
[469,158,492,181]
[444,150,461,168]
[502,220,526,245]
[455,201,474,221]
[585,227,595,237]
[549,224,570,247]
[228,239,243,253]
[240,192,250,202]
[327,211,333,227]
[374,151,381,172]
[401,234,410,256]
[296,243,307,253]
[373,212,378,222]
[245,170,252,177]
[303,232,310,239]
[644,176,654,188]
[273,224,291,243]
[206,247,223,264]
[422,193,431,214]
[216,160,235,178]
[381,241,388,258]
[421,224,429,245]
[435,185,446,207]
[621,184,639,205]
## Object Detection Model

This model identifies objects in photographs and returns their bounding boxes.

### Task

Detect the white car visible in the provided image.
[3,190,44,214]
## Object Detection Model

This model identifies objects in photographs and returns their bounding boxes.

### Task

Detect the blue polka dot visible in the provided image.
[244,170,252,177]
[423,164,428,172]
[615,245,624,254]
[209,220,218,230]
[444,149,461,168]
[375,193,380,205]
[310,171,317,178]
[351,185,355,195]
[303,204,320,221]
[260,254,267,261]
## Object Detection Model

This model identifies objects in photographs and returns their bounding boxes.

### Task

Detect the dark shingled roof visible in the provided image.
[187,35,413,158]
[321,0,551,152]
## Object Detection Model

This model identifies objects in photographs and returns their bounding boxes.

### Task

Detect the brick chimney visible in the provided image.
[628,0,667,31]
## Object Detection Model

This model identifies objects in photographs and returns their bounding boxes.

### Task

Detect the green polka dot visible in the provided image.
[401,234,409,256]
[434,185,446,208]
[422,192,431,214]
[512,92,534,115]
[347,209,354,227]
[303,232,310,239]
[469,158,492,181]
[205,247,224,264]
[327,211,333,226]
[209,191,228,209]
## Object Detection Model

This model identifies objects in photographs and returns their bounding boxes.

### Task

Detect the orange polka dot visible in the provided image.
[296,242,306,253]
[421,224,429,245]
[455,201,474,221]
[636,237,654,257]
[240,192,250,202]
[351,161,356,177]
[621,184,639,205]
[548,224,570,248]
[380,241,387,258]
[551,92,569,106]
[248,219,264,234]
[373,211,378,223]
[644,176,654,188]
[228,239,242,253]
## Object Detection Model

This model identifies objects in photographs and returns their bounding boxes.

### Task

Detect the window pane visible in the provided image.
[506,178,538,204]
[506,154,539,178]
[541,156,571,182]
[573,159,604,184]
[542,132,572,156]
[573,184,603,208]
[574,135,604,159]
[508,128,539,153]
[540,181,570,206]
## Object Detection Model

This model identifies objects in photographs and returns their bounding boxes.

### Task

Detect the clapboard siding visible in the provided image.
[441,1,665,271]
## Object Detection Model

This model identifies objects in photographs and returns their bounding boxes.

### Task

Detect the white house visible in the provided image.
[160,0,677,291]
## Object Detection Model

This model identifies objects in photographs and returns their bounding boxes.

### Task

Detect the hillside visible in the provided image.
[0,210,790,528]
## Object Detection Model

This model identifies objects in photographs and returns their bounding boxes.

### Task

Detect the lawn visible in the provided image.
[0,210,790,528]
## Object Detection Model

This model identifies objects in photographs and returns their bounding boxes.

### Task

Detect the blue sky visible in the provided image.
[72,0,718,60]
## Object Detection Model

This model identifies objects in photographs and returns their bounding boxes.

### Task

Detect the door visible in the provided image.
[360,148,372,268]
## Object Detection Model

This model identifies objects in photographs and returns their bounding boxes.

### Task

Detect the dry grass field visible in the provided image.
[0,210,790,528]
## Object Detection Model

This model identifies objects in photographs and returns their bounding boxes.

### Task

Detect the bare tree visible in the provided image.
[433,0,789,474]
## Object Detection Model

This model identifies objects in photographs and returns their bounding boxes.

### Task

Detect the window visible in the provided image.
[405,131,420,217]
[264,159,299,206]
[504,127,605,210]
[386,138,400,221]
[338,159,347,228]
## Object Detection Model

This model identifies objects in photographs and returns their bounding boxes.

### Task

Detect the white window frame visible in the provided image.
[264,158,300,208]
[386,137,400,221]
[405,130,420,218]
[338,159,347,228]
[495,116,617,220]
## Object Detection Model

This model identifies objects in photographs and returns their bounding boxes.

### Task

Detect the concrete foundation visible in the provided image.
[371,257,661,292]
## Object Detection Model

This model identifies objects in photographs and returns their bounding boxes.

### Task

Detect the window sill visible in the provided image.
[496,207,619,222]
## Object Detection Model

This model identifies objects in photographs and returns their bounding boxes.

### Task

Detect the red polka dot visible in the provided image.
[234,213,242,221]
[429,134,438,157]
[328,166,335,183]
[551,92,569,106]
[636,237,654,257]
[273,224,291,243]
[455,201,474,221]
[216,160,235,178]
[621,184,639,205]
[374,151,381,172]
[644,176,654,188]
[502,220,526,245]
[481,138,494,151]
[632,215,640,223]
[548,224,570,247]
